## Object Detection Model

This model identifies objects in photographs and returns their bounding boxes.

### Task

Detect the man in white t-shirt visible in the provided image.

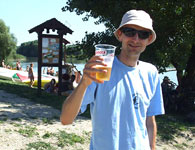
[60,10,165,150]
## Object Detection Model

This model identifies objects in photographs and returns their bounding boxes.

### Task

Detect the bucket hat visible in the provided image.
[114,10,156,45]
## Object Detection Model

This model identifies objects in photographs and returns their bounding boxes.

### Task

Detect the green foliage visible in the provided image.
[42,132,55,139]
[17,125,39,137]
[17,40,38,57]
[156,115,195,142]
[0,79,66,110]
[0,19,17,61]
[62,0,194,71]
[57,130,85,147]
[42,117,54,124]
[62,0,195,98]
[27,131,85,149]
[66,44,82,56]
[27,141,56,150]
[6,50,26,62]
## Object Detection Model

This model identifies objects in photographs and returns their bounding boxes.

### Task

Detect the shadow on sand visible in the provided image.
[0,90,89,124]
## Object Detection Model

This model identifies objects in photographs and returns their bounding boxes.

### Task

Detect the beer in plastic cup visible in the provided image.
[95,44,116,81]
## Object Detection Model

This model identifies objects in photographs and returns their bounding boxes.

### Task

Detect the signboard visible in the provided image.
[42,37,59,64]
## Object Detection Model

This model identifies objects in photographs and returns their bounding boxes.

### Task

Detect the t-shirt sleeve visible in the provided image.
[147,73,165,116]
[80,82,97,113]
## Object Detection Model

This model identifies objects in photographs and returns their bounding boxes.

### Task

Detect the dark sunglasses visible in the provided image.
[120,27,152,39]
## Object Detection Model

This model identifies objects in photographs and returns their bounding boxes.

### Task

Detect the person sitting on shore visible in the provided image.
[44,78,57,93]
[161,76,178,111]
[61,73,74,96]
[55,71,59,76]
[75,71,82,84]
[6,65,11,69]
[71,74,78,89]
[50,67,55,76]
[47,67,50,75]
[161,76,176,95]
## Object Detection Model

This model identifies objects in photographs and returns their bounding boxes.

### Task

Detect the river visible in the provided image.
[18,61,178,85]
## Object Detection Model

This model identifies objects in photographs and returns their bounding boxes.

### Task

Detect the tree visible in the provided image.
[62,0,195,113]
[0,19,17,61]
[17,40,38,57]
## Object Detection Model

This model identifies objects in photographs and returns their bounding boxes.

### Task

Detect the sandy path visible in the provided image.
[0,90,91,150]
[0,90,194,150]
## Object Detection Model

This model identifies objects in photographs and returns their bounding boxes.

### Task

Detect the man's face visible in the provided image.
[117,24,153,57]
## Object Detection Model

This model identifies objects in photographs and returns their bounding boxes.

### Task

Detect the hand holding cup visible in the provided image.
[82,56,107,85]
[95,44,116,81]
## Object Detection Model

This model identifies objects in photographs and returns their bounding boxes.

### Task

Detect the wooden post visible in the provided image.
[37,32,42,95]
[58,34,63,96]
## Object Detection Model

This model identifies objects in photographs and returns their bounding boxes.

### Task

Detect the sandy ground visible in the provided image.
[0,90,194,150]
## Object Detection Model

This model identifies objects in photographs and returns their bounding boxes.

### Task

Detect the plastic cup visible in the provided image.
[95,44,116,81]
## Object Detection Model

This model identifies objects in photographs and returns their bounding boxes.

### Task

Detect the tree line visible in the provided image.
[0,19,17,61]
[17,40,38,57]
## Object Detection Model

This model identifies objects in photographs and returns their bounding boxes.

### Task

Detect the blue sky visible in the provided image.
[0,0,106,46]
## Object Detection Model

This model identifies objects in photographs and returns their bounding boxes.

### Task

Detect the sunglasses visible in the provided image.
[120,27,152,39]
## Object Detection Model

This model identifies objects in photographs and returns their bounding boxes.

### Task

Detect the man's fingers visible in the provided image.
[83,67,107,74]
[85,72,104,84]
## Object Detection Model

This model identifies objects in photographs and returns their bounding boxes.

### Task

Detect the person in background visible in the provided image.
[28,63,34,88]
[61,73,74,96]
[75,71,82,84]
[16,60,22,70]
[50,67,55,76]
[26,65,29,72]
[43,67,46,74]
[6,65,11,69]
[47,67,50,75]
[70,74,77,89]
[161,76,178,112]
[55,71,59,76]
[60,10,165,150]
[44,78,57,93]
[1,60,5,68]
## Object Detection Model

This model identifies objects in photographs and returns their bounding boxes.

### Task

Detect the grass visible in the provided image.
[56,130,85,147]
[26,130,85,150]
[0,79,66,110]
[27,141,56,150]
[42,132,55,139]
[156,115,195,142]
[16,125,39,137]
[0,79,90,117]
[42,117,54,124]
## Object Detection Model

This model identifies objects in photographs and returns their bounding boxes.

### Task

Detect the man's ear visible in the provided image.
[147,34,153,45]
[117,30,123,42]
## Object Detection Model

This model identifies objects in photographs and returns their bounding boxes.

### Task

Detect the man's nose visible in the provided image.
[132,33,139,41]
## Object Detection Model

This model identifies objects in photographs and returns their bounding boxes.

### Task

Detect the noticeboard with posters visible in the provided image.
[42,37,60,64]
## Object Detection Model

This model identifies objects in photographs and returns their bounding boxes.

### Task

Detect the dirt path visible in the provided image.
[0,90,194,150]
[0,90,91,150]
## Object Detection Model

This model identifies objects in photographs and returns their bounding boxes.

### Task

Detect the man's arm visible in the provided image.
[60,79,89,125]
[146,116,157,150]
[60,56,106,125]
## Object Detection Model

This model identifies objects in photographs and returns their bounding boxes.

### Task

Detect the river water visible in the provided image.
[18,61,178,85]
